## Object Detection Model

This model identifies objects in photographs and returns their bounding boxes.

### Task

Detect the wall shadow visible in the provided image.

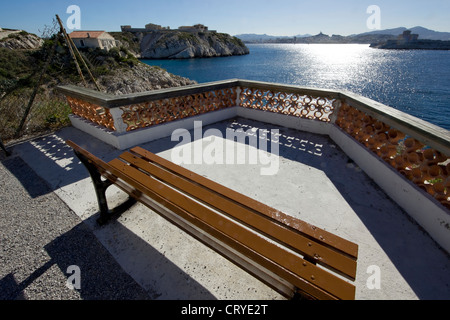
[216,117,450,300]
[139,116,450,300]
[6,127,125,197]
[2,155,53,198]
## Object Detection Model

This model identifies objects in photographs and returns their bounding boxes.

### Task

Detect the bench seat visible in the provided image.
[67,140,358,300]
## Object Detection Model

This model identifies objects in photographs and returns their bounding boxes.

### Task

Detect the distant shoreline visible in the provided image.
[236,26,450,45]
[370,39,450,50]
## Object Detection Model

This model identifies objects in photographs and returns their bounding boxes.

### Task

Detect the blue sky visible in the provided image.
[1,0,450,37]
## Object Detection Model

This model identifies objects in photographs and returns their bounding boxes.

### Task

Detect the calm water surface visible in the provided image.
[142,44,450,130]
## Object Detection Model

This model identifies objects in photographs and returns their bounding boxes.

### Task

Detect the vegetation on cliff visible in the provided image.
[1,32,195,91]
[0,31,196,142]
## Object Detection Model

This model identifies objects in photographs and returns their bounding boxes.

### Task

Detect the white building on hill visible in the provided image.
[69,31,118,51]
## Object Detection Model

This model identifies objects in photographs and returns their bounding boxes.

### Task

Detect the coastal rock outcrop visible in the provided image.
[370,39,450,50]
[0,32,43,50]
[1,32,196,97]
[94,62,196,95]
[370,30,450,50]
[139,31,249,59]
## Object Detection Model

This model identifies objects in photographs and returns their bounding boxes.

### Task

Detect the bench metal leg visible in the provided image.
[74,150,137,225]
[293,289,315,300]
[0,137,10,156]
[291,255,318,300]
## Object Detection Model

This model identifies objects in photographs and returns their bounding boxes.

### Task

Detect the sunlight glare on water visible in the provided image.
[290,44,373,88]
[143,44,450,129]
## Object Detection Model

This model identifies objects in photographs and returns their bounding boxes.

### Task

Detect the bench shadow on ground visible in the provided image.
[0,153,217,300]
[5,117,450,300]
[0,217,216,300]
[0,220,150,300]
[1,219,217,300]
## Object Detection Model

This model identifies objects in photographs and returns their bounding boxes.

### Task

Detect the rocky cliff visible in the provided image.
[40,45,197,95]
[0,31,43,50]
[0,34,196,97]
[137,31,249,59]
[92,63,196,95]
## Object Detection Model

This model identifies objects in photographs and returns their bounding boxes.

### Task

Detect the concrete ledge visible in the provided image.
[70,107,240,150]
[69,114,120,148]
[236,107,331,136]
[70,104,449,253]
[339,90,450,155]
[240,109,450,253]
[329,124,450,253]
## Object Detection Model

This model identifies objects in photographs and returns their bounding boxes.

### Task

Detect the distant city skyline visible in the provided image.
[1,0,450,37]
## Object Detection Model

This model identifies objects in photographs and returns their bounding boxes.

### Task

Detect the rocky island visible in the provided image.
[370,30,450,50]
[116,23,249,59]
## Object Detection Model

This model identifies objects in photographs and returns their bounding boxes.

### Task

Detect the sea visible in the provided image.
[142,43,450,130]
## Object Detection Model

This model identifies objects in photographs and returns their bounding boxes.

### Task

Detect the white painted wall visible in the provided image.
[329,124,450,253]
[69,106,450,253]
[70,107,240,150]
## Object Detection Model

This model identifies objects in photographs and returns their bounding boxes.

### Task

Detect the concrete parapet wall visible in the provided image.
[58,79,450,253]
[329,124,450,253]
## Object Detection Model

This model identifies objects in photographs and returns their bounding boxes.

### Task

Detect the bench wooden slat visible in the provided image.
[97,159,336,300]
[108,157,356,300]
[66,140,358,300]
[119,151,357,280]
[130,146,358,259]
[109,168,334,300]
[102,161,335,300]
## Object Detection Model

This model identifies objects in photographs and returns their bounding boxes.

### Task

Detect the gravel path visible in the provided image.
[0,155,150,300]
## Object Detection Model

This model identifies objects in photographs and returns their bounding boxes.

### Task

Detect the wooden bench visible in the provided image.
[67,140,359,300]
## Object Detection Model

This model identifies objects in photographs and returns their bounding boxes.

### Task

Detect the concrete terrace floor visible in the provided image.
[1,116,449,300]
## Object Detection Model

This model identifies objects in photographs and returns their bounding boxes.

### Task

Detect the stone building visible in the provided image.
[398,30,419,42]
[121,24,170,33]
[121,23,214,34]
[145,23,163,31]
[178,24,214,33]
[69,31,118,51]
